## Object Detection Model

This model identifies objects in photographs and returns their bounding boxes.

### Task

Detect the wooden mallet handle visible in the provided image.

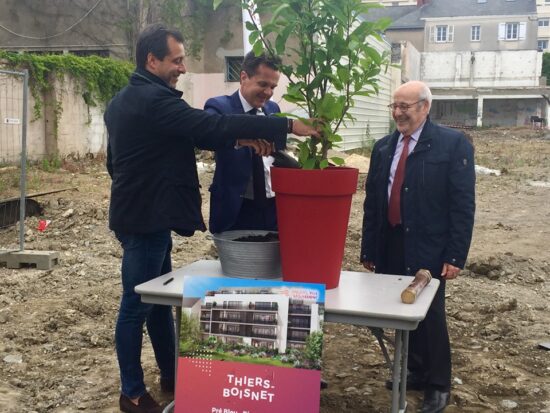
[401,269,432,304]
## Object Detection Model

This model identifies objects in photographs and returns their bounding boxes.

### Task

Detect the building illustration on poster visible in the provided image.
[175,277,325,413]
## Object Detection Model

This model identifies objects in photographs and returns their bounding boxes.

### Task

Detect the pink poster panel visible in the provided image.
[175,357,321,413]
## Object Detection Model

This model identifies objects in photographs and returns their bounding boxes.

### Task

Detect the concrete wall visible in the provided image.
[421,50,542,88]
[386,29,425,52]
[0,0,130,59]
[483,98,545,127]
[0,68,107,163]
[431,100,478,127]
[54,77,108,156]
[401,41,421,82]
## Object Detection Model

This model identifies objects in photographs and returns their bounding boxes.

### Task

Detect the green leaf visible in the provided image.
[328,133,343,143]
[270,3,290,23]
[303,158,317,170]
[282,93,306,104]
[248,31,259,45]
[364,46,383,65]
[317,94,344,121]
[324,2,348,25]
[297,141,310,164]
[336,67,350,84]
[252,41,264,56]
[353,90,372,97]
[319,159,330,169]
[330,157,345,166]
[213,0,224,11]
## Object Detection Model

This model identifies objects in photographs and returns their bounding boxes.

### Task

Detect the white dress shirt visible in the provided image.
[238,90,275,198]
[387,121,425,200]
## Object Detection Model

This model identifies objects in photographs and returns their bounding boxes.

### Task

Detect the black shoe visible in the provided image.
[119,392,163,413]
[385,370,427,391]
[421,387,450,413]
[160,376,175,393]
[320,379,328,390]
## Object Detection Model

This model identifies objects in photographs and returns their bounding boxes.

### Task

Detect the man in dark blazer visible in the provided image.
[361,81,475,413]
[205,52,282,234]
[104,24,317,413]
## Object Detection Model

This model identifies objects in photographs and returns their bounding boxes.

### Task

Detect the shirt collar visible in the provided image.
[238,89,256,113]
[400,119,426,143]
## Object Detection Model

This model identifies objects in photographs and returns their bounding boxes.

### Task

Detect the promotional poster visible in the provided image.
[175,276,326,413]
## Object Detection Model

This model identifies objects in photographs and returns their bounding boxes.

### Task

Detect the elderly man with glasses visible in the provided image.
[360,81,475,413]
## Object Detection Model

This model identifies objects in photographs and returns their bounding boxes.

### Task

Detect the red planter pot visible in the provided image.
[271,166,359,289]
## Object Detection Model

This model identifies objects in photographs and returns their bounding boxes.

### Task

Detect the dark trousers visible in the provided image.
[382,224,451,389]
[114,230,176,398]
[230,197,278,232]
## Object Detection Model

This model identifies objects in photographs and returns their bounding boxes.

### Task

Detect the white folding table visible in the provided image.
[135,259,439,413]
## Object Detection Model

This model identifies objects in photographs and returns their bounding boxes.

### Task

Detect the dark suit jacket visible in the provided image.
[204,91,281,233]
[104,69,287,236]
[360,118,476,276]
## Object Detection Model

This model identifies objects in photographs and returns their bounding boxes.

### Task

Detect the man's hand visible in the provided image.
[237,139,274,156]
[441,263,460,280]
[362,261,375,272]
[292,119,321,138]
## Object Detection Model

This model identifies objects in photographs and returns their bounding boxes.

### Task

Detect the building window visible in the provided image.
[498,22,526,41]
[471,25,481,41]
[225,56,243,82]
[429,25,454,43]
[539,19,550,27]
[436,25,447,42]
[506,23,518,39]
[538,40,549,51]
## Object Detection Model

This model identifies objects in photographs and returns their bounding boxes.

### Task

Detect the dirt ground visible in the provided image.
[0,127,549,413]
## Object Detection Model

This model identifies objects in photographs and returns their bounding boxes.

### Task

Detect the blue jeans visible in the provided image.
[115,230,176,398]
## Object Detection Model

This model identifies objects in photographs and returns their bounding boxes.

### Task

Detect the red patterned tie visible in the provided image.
[388,135,411,227]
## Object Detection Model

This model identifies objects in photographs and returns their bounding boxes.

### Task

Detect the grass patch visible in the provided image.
[209,351,293,368]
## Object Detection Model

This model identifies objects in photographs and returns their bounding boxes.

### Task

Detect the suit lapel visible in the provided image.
[230,90,254,158]
[230,90,245,114]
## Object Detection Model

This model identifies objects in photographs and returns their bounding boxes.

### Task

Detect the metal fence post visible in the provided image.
[18,69,29,252]
[0,68,27,252]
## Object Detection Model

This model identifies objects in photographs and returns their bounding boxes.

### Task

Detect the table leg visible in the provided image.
[175,306,181,381]
[399,331,409,412]
[162,307,182,413]
[391,329,403,413]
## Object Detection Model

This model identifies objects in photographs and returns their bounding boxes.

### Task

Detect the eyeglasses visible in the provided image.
[387,99,425,112]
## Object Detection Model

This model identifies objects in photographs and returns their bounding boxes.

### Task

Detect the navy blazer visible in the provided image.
[360,118,476,276]
[204,91,281,234]
[105,70,287,236]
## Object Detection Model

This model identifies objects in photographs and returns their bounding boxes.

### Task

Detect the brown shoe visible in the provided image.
[119,391,164,413]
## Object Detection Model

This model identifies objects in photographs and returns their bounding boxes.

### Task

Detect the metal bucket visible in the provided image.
[211,230,281,279]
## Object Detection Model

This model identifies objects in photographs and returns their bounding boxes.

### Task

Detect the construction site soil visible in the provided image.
[0,127,549,412]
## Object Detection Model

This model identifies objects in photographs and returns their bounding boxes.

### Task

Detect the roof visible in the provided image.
[363,0,537,31]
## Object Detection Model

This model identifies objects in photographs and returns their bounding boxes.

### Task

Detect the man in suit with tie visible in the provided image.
[205,52,282,234]
[360,81,475,413]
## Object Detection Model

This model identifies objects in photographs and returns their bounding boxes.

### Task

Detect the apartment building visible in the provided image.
[366,0,550,127]
[198,288,321,354]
